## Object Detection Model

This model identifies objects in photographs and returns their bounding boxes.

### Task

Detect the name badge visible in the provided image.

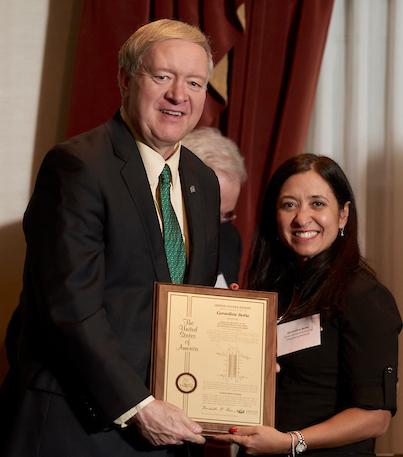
[277,313,321,357]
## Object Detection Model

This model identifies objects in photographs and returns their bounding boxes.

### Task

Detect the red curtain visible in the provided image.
[66,0,241,137]
[66,0,334,284]
[66,0,148,137]
[227,0,334,281]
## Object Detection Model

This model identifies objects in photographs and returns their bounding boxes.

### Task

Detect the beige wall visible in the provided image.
[0,0,81,383]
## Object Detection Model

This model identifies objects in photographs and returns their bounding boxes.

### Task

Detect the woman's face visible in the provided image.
[276,170,349,260]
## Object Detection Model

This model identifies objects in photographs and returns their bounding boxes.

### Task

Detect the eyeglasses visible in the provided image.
[220,211,237,223]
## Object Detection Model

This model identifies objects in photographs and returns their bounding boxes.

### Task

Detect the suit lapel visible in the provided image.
[105,113,171,283]
[179,147,208,284]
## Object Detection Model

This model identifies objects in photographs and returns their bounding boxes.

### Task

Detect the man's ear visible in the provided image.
[117,67,131,97]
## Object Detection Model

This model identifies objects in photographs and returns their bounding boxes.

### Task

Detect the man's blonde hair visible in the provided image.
[118,19,213,77]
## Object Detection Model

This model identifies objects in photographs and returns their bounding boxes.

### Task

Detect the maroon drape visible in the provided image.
[227,0,334,282]
[66,0,241,137]
[66,0,334,284]
[66,1,148,137]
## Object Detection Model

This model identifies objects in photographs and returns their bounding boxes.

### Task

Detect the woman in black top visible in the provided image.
[216,154,402,456]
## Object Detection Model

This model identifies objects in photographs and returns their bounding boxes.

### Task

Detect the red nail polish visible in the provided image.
[229,426,238,433]
[230,283,239,290]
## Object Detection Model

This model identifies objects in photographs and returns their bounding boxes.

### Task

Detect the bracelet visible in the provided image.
[288,431,295,457]
[292,430,307,454]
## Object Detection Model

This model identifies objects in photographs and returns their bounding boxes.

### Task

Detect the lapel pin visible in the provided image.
[189,185,196,193]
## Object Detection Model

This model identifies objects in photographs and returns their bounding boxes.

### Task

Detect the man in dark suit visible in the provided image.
[0,19,219,457]
[183,128,247,287]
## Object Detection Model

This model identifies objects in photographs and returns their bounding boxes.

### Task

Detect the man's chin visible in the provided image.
[155,132,189,147]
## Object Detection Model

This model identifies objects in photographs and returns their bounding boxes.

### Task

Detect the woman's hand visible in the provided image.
[214,426,290,455]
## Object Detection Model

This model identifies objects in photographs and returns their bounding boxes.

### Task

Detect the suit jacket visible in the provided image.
[218,222,242,286]
[0,112,220,457]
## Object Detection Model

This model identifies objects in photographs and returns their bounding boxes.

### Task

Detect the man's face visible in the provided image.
[216,171,241,223]
[121,39,209,158]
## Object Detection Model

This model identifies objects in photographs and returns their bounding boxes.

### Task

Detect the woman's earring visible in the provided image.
[339,227,345,237]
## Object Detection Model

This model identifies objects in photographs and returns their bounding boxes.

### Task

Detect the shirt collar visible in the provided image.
[137,141,181,190]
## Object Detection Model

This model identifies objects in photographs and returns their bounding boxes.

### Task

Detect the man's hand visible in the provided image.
[133,399,206,446]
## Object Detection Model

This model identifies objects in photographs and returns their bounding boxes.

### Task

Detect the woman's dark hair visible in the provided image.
[248,153,371,319]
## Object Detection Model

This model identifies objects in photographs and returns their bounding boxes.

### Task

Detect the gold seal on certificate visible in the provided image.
[150,283,278,435]
[176,372,197,393]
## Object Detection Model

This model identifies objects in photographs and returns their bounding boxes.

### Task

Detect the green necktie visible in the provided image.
[159,164,186,284]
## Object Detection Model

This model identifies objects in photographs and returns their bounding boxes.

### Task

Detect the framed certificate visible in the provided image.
[150,283,278,435]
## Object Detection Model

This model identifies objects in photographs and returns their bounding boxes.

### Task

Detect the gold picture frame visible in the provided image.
[150,283,278,435]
